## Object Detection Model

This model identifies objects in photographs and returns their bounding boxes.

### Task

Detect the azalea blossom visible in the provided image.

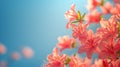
[85,10,101,23]
[72,22,88,39]
[57,35,75,52]
[92,59,103,67]
[22,47,34,58]
[0,61,7,67]
[46,0,120,67]
[46,48,67,67]
[111,58,120,67]
[78,30,101,58]
[86,0,100,11]
[97,39,120,59]
[97,16,118,41]
[69,56,91,67]
[114,0,120,3]
[0,44,6,54]
[100,2,113,14]
[65,4,78,28]
[11,52,20,60]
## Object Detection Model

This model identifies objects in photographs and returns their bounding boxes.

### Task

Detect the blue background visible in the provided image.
[0,0,111,67]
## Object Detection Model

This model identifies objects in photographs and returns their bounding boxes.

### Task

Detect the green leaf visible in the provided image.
[71,42,76,48]
[118,23,120,29]
[72,20,79,23]
[64,57,71,65]
[118,32,120,38]
[100,0,105,6]
[73,53,76,56]
[77,11,81,20]
[116,50,120,57]
[81,13,86,20]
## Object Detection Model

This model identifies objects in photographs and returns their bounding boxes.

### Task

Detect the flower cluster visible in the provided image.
[0,45,34,67]
[45,0,120,67]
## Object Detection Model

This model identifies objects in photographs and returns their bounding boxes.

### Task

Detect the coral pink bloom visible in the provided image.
[0,44,6,54]
[97,16,118,41]
[65,4,78,28]
[57,35,75,51]
[46,48,67,67]
[115,14,120,20]
[69,56,91,67]
[110,4,120,15]
[86,0,100,11]
[92,59,103,67]
[100,2,113,14]
[0,61,7,67]
[112,58,120,67]
[114,0,120,3]
[102,59,109,67]
[85,10,101,23]
[22,47,34,58]
[78,30,101,58]
[116,3,120,11]
[110,7,119,15]
[98,38,120,59]
[11,52,20,60]
[72,23,88,39]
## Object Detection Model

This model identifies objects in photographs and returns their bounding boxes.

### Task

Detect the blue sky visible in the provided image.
[0,0,91,67]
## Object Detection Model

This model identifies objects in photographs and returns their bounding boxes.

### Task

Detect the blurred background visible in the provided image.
[0,0,104,67]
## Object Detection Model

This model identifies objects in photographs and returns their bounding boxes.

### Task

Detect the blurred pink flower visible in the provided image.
[57,35,75,51]
[97,16,118,41]
[0,44,6,54]
[86,0,100,11]
[100,2,120,15]
[78,30,101,58]
[100,2,113,14]
[0,61,7,67]
[102,59,109,67]
[46,48,67,67]
[112,58,120,67]
[65,4,78,28]
[69,56,91,67]
[11,52,20,60]
[92,59,103,67]
[98,39,120,59]
[22,47,34,58]
[85,10,101,23]
[114,0,120,3]
[72,23,88,39]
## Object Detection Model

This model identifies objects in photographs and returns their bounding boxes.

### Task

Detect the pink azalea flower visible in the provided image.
[86,0,100,11]
[0,61,7,67]
[100,2,113,14]
[78,30,101,58]
[65,4,78,28]
[11,52,20,60]
[57,35,75,52]
[110,3,120,15]
[110,7,119,15]
[115,14,120,20]
[0,44,6,54]
[85,10,101,23]
[114,0,120,3]
[112,58,120,67]
[92,59,103,67]
[72,23,88,39]
[22,47,34,58]
[97,16,118,41]
[116,3,120,11]
[102,59,109,67]
[98,38,120,59]
[46,48,67,67]
[69,56,91,67]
